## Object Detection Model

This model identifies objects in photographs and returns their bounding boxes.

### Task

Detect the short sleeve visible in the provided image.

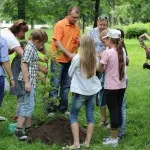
[100,50,110,65]
[22,47,33,63]
[1,29,20,50]
[0,38,9,63]
[52,22,64,41]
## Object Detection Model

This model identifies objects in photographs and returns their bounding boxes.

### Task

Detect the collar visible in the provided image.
[28,41,38,52]
[64,17,75,27]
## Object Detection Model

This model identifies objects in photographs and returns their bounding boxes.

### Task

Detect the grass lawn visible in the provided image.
[0,29,150,150]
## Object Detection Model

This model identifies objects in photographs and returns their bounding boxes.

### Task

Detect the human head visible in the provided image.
[29,29,48,49]
[97,16,108,32]
[67,6,80,25]
[100,29,125,81]
[9,19,28,39]
[79,34,96,78]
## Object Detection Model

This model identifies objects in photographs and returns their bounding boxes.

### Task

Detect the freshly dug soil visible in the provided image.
[28,116,86,145]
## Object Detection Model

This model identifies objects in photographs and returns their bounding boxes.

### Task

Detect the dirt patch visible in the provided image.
[28,116,86,145]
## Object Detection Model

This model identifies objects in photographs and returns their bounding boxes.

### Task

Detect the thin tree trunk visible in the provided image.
[93,0,100,28]
[18,0,25,20]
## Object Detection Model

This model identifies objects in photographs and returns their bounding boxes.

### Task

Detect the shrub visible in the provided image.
[126,27,147,39]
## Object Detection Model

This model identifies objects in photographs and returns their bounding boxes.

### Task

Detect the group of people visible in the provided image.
[0,5,149,149]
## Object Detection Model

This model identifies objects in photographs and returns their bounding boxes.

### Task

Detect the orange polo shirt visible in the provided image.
[51,18,80,63]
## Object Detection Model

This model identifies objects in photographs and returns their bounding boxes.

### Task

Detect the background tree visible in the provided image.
[18,0,25,20]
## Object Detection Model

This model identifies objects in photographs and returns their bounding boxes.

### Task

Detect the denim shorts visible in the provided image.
[19,87,36,117]
[70,93,96,124]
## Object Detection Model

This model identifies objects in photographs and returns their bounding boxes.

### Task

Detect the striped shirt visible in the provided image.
[18,42,38,88]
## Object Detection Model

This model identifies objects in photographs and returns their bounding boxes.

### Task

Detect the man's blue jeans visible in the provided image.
[70,93,96,124]
[0,76,5,107]
[119,79,128,137]
[49,61,71,112]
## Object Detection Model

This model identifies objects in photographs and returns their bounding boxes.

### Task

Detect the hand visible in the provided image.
[96,52,102,59]
[68,52,76,59]
[10,80,15,87]
[25,82,31,92]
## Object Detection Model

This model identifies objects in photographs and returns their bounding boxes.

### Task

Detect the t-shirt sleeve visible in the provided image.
[68,54,79,77]
[100,50,109,65]
[52,22,64,41]
[5,32,20,50]
[0,38,9,63]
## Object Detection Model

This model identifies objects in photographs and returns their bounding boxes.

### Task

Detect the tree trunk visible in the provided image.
[93,0,100,28]
[82,15,85,33]
[18,0,25,20]
[31,19,34,29]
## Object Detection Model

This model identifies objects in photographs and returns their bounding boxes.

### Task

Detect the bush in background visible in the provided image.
[113,22,150,39]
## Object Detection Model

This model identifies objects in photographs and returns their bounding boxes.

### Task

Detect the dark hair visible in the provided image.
[67,6,80,15]
[29,29,48,43]
[115,28,128,57]
[20,40,28,49]
[110,38,125,81]
[9,19,28,35]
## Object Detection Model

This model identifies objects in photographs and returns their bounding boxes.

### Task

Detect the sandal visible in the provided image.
[62,145,80,150]
[80,142,89,149]
[99,120,109,127]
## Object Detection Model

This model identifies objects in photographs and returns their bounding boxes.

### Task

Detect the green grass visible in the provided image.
[1,31,150,149]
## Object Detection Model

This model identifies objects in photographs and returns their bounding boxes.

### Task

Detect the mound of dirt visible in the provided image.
[28,116,86,145]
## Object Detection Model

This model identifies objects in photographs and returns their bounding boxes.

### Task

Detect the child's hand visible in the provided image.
[96,52,102,59]
[25,82,31,92]
[10,80,15,87]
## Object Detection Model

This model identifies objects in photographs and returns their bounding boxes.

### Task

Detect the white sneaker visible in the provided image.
[103,137,118,147]
[0,116,7,121]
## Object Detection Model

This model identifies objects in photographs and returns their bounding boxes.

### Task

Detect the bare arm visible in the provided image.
[55,41,75,59]
[2,61,15,87]
[99,63,104,73]
[139,33,150,40]
[21,62,31,92]
[13,46,23,56]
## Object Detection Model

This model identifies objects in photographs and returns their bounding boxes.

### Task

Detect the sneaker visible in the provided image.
[62,144,80,150]
[0,116,7,121]
[103,137,118,147]
[15,130,27,141]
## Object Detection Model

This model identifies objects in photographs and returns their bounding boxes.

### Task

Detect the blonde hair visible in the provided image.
[29,29,48,43]
[79,35,96,78]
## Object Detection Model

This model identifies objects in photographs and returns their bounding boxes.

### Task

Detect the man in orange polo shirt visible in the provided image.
[49,6,80,114]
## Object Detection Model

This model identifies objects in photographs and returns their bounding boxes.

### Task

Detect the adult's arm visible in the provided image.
[55,40,75,59]
[13,46,23,56]
[2,61,15,86]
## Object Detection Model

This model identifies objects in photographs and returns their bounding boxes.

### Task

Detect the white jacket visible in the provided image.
[68,54,102,95]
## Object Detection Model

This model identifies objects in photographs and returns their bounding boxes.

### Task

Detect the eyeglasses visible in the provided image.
[70,15,79,19]
[98,16,108,21]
